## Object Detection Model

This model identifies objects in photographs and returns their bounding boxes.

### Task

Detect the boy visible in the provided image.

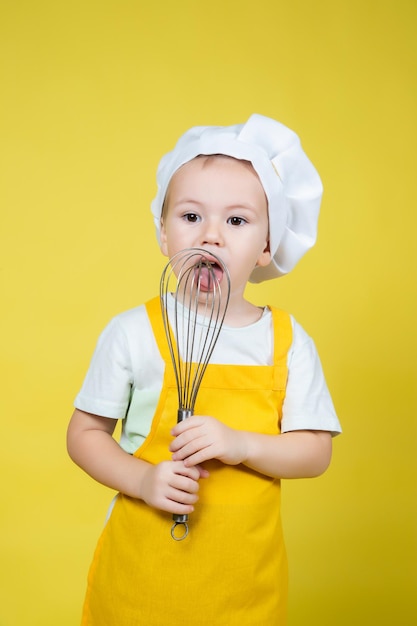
[67,113,341,625]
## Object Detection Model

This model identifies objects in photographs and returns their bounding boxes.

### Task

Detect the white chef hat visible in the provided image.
[151,113,323,282]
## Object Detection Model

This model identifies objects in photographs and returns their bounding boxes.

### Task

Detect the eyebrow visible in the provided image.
[170,198,261,213]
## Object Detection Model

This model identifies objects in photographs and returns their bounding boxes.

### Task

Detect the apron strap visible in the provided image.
[145,296,172,363]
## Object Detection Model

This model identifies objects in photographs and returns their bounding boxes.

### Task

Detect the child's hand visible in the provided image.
[139,460,208,515]
[170,415,248,467]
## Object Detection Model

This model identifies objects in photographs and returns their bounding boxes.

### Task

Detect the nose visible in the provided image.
[200,218,224,247]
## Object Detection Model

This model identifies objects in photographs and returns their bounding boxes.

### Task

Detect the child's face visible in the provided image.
[160,155,271,295]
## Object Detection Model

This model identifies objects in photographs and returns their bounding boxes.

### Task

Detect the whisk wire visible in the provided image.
[160,249,230,414]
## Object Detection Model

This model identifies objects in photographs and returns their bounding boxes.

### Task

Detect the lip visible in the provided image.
[198,252,225,268]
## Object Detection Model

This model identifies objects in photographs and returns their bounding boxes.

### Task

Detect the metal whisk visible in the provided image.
[160,248,231,540]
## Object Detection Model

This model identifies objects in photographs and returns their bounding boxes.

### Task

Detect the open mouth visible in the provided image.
[195,257,224,292]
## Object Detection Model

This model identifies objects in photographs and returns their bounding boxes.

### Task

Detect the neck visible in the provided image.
[223,298,265,327]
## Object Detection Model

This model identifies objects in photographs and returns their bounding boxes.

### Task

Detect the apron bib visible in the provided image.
[81,297,292,626]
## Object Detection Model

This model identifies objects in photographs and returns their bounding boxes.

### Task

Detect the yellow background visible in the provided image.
[1,1,416,624]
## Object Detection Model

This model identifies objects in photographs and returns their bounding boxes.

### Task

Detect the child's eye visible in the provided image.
[183,213,200,223]
[228,216,247,226]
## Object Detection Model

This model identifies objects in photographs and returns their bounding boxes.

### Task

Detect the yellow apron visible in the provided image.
[81,297,292,626]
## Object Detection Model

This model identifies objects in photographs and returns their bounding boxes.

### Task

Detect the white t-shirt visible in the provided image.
[74,302,342,454]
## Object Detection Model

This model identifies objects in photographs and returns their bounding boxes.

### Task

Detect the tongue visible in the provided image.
[197,264,223,291]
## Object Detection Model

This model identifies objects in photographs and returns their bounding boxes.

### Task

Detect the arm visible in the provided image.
[170,415,332,479]
[67,409,206,515]
[238,428,332,478]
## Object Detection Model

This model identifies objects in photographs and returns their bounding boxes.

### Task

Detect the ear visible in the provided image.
[255,240,272,268]
[159,219,169,257]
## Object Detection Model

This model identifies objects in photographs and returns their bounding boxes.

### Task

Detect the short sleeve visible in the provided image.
[281,319,342,436]
[74,317,134,419]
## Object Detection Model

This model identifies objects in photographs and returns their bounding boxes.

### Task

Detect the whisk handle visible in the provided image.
[171,408,193,539]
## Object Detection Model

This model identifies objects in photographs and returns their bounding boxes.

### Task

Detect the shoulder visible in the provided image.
[287,316,320,368]
[95,303,153,353]
[266,306,319,365]
[289,316,314,346]
[267,306,308,349]
[113,303,149,331]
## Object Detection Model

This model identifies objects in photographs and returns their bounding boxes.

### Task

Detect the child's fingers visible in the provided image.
[172,460,201,480]
[170,471,200,494]
[196,464,210,478]
[171,414,206,437]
